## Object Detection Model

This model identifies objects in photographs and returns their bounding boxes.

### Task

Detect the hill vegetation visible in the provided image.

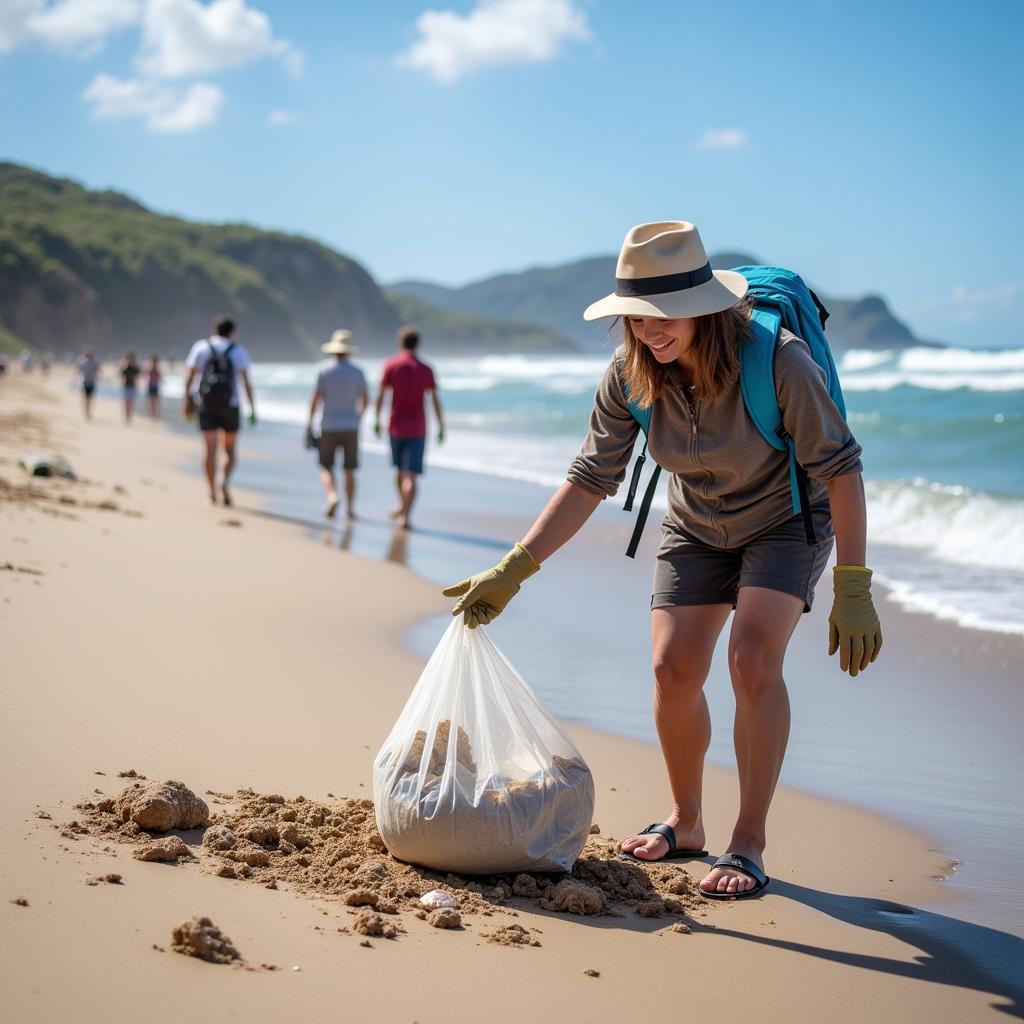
[0,163,575,359]
[393,251,924,350]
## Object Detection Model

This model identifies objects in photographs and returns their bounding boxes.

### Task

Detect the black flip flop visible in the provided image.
[617,823,708,863]
[700,853,770,900]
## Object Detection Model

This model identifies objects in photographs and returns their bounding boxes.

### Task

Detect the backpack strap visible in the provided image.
[626,462,661,559]
[620,378,660,559]
[740,307,816,544]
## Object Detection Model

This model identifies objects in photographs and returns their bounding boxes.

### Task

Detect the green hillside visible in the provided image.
[392,251,927,350]
[386,292,576,354]
[0,163,574,359]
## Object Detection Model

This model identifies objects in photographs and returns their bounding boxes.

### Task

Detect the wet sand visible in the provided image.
[1,370,1019,1022]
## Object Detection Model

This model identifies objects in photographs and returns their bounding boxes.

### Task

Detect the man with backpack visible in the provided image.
[183,316,256,506]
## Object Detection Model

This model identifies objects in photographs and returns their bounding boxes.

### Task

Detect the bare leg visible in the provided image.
[83,393,92,420]
[389,470,404,519]
[124,394,133,423]
[700,586,803,895]
[221,430,238,506]
[201,430,218,504]
[320,465,339,518]
[343,469,356,520]
[619,603,731,860]
[398,471,417,530]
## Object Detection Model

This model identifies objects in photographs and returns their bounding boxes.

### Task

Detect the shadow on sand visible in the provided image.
[707,881,1024,1019]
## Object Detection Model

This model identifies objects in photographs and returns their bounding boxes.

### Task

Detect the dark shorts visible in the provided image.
[390,435,426,475]
[147,386,159,397]
[82,382,96,397]
[652,508,834,613]
[198,407,240,433]
[319,429,359,470]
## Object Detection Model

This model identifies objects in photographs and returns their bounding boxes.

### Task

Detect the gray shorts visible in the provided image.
[652,508,834,613]
[318,430,359,471]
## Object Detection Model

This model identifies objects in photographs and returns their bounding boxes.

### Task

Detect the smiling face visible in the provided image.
[626,316,697,364]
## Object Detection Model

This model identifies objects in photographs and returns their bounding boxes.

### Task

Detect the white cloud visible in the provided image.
[83,72,222,131]
[267,107,299,126]
[695,128,747,151]
[136,0,301,79]
[399,0,590,84]
[0,0,40,53]
[951,282,1019,320]
[29,0,141,52]
[0,0,139,54]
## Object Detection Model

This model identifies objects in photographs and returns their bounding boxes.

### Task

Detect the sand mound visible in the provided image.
[171,916,240,963]
[352,912,398,939]
[484,924,540,947]
[116,781,208,832]
[426,907,461,929]
[540,878,603,915]
[134,836,193,862]
[65,782,708,950]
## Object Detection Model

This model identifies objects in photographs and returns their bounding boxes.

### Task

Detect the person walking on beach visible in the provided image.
[183,317,257,507]
[77,347,100,420]
[375,325,444,530]
[145,355,162,418]
[443,222,882,900]
[307,330,368,521]
[120,352,142,423]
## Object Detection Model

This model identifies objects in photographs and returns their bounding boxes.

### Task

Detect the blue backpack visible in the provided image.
[621,266,845,558]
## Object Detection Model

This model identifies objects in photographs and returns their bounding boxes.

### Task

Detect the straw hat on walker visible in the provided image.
[321,329,358,355]
[583,221,748,321]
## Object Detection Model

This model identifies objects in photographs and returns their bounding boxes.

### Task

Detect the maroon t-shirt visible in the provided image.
[381,353,436,438]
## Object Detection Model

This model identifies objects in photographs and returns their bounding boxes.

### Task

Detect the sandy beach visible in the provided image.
[2,370,1020,1023]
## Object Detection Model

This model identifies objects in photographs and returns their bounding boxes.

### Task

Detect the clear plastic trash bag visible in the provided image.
[373,619,595,875]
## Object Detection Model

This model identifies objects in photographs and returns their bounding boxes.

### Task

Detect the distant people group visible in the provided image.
[66,316,444,526]
[308,322,444,530]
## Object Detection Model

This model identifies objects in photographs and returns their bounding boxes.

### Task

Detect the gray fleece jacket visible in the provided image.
[566,329,863,549]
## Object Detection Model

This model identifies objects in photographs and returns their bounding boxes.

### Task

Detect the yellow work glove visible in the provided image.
[828,566,883,677]
[441,543,540,629]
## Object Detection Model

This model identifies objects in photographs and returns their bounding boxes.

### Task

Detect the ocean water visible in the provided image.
[165,343,1024,636]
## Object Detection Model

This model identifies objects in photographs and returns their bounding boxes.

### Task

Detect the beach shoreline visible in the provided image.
[2,370,1020,1022]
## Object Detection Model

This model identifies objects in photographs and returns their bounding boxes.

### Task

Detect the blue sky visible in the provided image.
[1,0,1021,346]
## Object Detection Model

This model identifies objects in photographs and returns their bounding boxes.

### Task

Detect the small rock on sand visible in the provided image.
[670,922,692,934]
[540,878,603,916]
[11,897,29,907]
[583,968,600,978]
[484,924,540,947]
[116,780,208,833]
[134,836,193,862]
[343,889,378,907]
[589,823,601,834]
[426,908,461,929]
[352,912,397,939]
[171,916,241,964]
[201,824,238,852]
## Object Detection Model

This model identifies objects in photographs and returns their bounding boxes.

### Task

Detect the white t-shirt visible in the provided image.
[185,336,252,408]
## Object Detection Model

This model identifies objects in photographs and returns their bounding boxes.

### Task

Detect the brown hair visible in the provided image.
[397,325,420,351]
[620,298,752,408]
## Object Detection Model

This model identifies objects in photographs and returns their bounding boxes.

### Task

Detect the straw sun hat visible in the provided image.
[583,221,748,321]
[321,329,358,355]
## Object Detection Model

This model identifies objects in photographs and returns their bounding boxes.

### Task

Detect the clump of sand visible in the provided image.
[400,719,477,776]
[66,782,707,947]
[171,916,240,964]
[540,878,603,916]
[116,780,208,832]
[352,912,397,939]
[134,836,193,862]
[426,907,461,929]
[484,924,540,947]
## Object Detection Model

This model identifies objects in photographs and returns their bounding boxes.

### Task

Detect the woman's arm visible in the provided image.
[522,482,603,563]
[825,472,866,566]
